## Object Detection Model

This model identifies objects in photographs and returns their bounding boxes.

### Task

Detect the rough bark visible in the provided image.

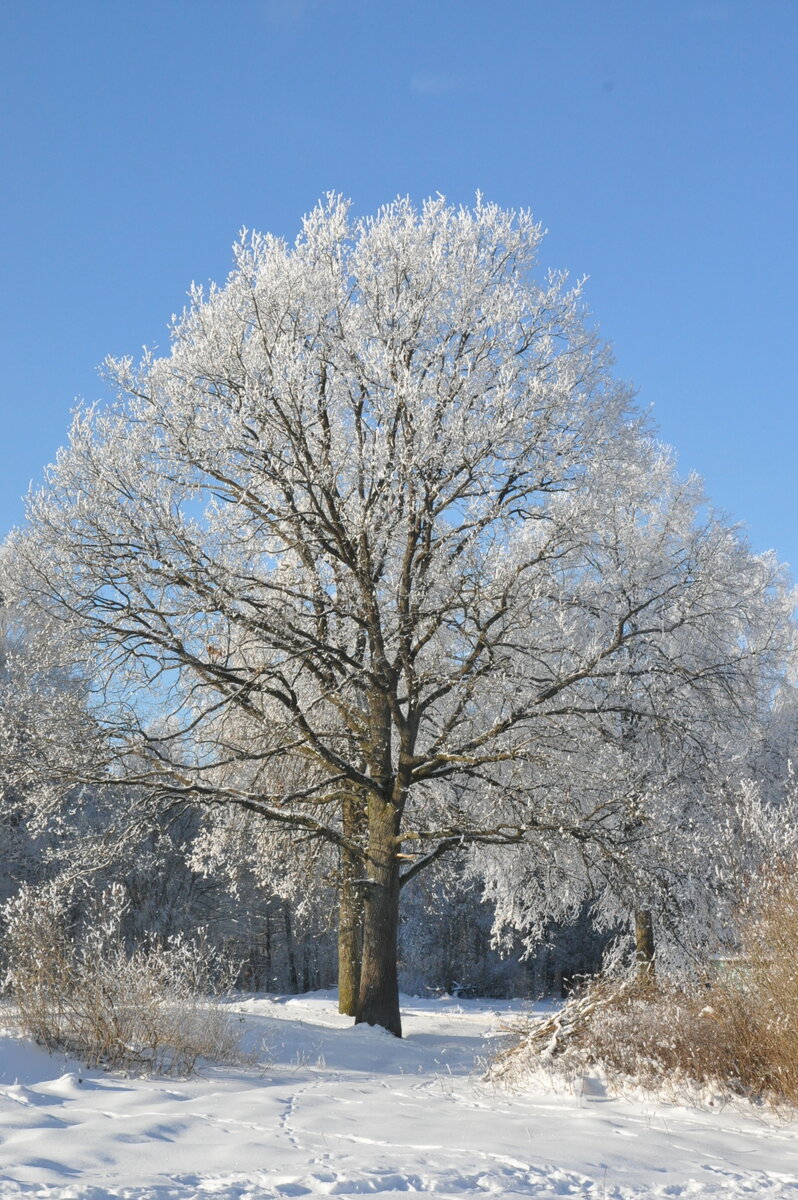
[337,793,364,1015]
[356,793,402,1037]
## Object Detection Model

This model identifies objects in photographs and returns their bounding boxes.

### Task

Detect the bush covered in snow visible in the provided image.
[489,862,798,1108]
[3,882,242,1075]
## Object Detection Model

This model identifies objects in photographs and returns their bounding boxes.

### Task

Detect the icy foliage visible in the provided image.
[3,881,241,1075]
[2,197,796,1026]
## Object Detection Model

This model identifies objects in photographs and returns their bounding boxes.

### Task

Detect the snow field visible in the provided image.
[1,992,797,1199]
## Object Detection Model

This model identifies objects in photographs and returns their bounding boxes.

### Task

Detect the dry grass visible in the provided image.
[2,883,243,1076]
[489,866,798,1108]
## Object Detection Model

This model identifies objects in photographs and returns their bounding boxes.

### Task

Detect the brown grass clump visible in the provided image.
[2,883,243,1076]
[489,865,798,1107]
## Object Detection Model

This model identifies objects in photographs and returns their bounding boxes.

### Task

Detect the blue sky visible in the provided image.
[1,1,795,569]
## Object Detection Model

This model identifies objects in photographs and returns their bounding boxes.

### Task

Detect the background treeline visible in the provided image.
[0,711,608,1000]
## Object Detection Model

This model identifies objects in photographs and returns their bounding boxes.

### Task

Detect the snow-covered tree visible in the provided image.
[0,608,99,904]
[474,453,795,966]
[4,196,793,1034]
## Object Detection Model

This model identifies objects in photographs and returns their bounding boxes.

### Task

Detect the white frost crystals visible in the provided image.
[2,195,795,1032]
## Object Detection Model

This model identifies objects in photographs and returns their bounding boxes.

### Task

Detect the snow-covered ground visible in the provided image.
[1,991,797,1199]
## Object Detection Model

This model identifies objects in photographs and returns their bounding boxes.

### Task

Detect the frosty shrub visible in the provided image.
[2,882,242,1075]
[488,974,745,1099]
[488,864,798,1108]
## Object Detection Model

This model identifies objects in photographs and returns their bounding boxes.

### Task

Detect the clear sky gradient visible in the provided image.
[1,1,795,569]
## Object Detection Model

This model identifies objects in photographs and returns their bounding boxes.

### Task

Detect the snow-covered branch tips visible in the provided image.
[5,195,795,1035]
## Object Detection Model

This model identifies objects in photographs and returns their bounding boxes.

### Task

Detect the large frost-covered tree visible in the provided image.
[4,196,793,1035]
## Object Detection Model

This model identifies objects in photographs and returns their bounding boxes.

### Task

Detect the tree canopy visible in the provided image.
[5,196,794,1034]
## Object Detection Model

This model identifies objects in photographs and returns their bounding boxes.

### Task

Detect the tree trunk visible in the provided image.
[283,900,299,993]
[634,909,655,977]
[302,938,311,993]
[356,794,402,1037]
[337,803,364,1015]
